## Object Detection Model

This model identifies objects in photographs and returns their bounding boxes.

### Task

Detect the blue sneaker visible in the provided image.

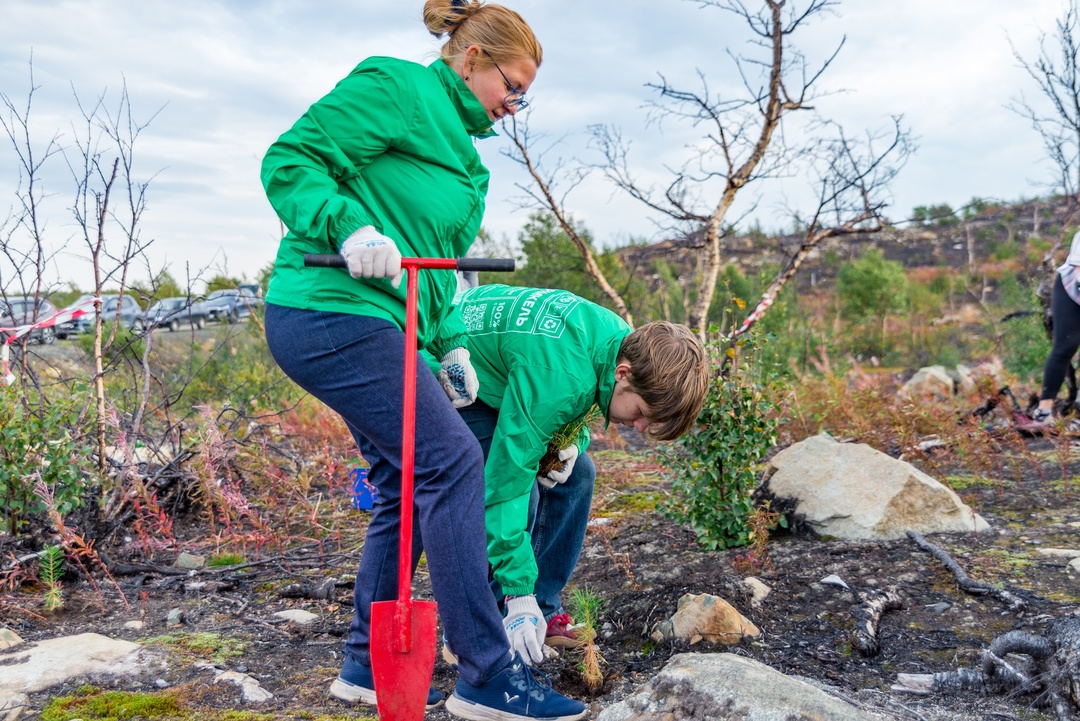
[444,653,587,721]
[329,654,445,710]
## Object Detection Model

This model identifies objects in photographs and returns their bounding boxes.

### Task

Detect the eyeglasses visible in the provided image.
[482,49,529,110]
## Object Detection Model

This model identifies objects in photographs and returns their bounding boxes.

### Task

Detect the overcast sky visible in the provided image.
[0,0,1070,291]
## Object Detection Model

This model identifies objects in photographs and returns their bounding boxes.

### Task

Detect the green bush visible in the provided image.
[0,386,92,534]
[661,337,779,550]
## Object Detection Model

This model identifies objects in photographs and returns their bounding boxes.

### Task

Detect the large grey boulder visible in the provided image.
[0,633,143,694]
[597,653,889,721]
[761,434,989,540]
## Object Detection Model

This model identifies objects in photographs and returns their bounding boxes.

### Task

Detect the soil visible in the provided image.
[4,338,1080,720]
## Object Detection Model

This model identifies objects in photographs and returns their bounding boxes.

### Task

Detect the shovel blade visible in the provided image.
[370,599,438,720]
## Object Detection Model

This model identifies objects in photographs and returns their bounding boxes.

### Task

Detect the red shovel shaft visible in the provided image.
[395,260,421,652]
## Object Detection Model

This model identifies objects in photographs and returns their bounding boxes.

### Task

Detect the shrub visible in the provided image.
[0,386,92,534]
[661,336,779,550]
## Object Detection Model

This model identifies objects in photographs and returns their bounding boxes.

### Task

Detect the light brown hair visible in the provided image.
[423,0,542,69]
[617,321,709,441]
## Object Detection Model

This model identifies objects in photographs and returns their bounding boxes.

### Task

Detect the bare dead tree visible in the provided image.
[501,116,635,326]
[722,117,912,363]
[65,82,164,470]
[592,0,844,335]
[0,57,68,401]
[1010,0,1080,227]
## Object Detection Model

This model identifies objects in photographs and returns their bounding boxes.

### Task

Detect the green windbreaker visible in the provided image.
[457,284,632,595]
[261,57,496,357]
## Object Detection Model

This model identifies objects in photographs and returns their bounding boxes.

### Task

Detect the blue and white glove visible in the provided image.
[438,347,479,408]
[339,226,404,288]
[503,594,547,665]
[537,445,579,489]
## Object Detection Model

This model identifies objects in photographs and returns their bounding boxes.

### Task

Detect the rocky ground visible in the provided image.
[3,335,1080,719]
[2,426,1078,721]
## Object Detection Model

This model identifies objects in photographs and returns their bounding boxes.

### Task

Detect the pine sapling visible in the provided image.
[567,585,605,690]
[39,545,65,612]
[538,406,601,477]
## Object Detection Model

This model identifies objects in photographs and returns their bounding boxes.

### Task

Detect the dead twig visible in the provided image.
[906,530,1026,614]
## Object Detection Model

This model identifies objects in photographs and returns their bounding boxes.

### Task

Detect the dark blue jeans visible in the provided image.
[264,304,511,685]
[458,401,596,620]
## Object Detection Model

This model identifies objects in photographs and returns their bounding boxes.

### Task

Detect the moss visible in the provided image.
[600,491,662,516]
[942,474,997,490]
[41,687,373,721]
[207,553,246,567]
[146,632,245,663]
[41,688,183,721]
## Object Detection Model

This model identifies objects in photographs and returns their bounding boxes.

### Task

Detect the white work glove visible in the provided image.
[339,226,404,288]
[438,347,479,408]
[537,445,579,489]
[503,594,547,665]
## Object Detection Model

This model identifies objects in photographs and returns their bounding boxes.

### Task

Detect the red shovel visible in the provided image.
[304,253,514,720]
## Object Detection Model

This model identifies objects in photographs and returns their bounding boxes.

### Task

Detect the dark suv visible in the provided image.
[204,288,263,324]
[0,296,59,344]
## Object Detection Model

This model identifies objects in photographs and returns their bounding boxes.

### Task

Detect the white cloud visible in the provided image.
[0,0,1074,290]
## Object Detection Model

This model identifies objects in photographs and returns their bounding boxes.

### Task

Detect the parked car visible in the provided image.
[204,288,263,324]
[136,297,210,331]
[0,296,59,344]
[57,293,141,336]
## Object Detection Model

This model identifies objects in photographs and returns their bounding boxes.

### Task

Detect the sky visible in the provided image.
[0,0,1070,291]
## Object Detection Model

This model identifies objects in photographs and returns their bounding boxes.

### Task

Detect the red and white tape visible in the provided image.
[724,291,774,343]
[1,296,100,385]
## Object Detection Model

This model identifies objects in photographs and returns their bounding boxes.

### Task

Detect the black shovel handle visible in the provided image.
[303,254,515,273]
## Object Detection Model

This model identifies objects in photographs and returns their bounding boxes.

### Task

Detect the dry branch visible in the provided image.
[906,530,1026,613]
[850,586,903,657]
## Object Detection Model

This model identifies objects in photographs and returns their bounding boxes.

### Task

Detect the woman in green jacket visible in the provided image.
[261,3,584,720]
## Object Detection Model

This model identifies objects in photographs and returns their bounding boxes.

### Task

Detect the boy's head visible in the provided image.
[612,321,709,441]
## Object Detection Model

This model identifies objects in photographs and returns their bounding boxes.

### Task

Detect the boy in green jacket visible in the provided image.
[441,284,709,664]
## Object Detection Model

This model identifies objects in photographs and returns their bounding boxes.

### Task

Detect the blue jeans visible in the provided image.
[457,401,596,621]
[264,304,511,685]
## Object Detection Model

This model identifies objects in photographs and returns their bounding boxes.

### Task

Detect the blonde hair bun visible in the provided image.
[423,0,482,39]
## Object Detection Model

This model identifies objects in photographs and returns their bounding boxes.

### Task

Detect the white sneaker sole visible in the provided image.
[444,693,588,721]
[329,677,377,705]
[329,677,444,711]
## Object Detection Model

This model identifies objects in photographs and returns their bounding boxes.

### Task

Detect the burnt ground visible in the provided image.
[5,426,1080,721]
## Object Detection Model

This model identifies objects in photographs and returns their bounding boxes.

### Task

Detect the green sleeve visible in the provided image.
[429,302,469,360]
[485,367,587,596]
[260,64,414,248]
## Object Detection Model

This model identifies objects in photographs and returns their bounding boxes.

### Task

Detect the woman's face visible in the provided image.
[463,48,537,122]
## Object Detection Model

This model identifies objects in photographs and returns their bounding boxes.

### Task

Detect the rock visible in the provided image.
[900,365,954,400]
[819,574,849,590]
[1070,558,1080,573]
[273,609,319,626]
[213,670,274,703]
[654,593,759,645]
[956,358,1005,395]
[0,633,142,694]
[0,628,23,650]
[741,577,771,608]
[0,691,29,721]
[176,552,205,570]
[597,653,886,721]
[166,608,185,626]
[1037,548,1080,558]
[123,621,145,631]
[761,434,990,540]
